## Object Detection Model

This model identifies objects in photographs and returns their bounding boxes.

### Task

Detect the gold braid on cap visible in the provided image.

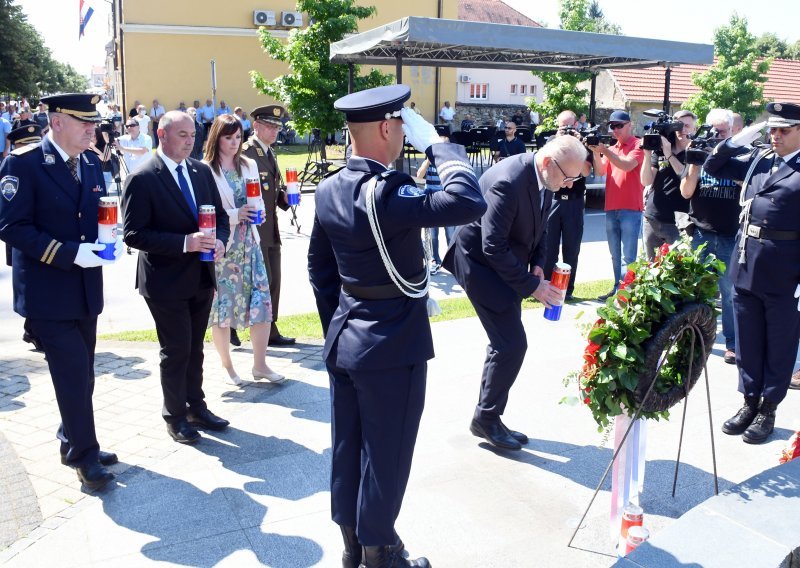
[54,107,99,118]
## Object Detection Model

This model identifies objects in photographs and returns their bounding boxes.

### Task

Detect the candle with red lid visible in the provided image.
[543,262,571,321]
[97,197,118,260]
[285,168,300,206]
[198,205,216,262]
[245,178,264,224]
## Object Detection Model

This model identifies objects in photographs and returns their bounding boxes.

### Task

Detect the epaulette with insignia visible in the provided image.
[10,143,40,156]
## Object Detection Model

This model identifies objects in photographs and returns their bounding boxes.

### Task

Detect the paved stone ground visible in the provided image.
[1,305,799,567]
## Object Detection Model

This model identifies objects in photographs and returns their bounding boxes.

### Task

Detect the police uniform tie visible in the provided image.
[175,164,198,219]
[771,155,784,174]
[67,157,80,184]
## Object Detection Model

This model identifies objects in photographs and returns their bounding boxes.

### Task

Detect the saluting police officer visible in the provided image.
[242,104,295,346]
[705,102,800,444]
[0,94,123,489]
[308,85,486,568]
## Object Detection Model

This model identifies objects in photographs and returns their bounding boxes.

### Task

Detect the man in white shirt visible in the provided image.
[439,101,455,133]
[117,119,153,174]
[149,99,166,148]
[134,105,151,139]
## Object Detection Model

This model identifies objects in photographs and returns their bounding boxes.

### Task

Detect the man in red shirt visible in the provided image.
[589,110,645,299]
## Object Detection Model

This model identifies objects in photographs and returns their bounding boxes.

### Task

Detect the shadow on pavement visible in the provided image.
[94,352,151,380]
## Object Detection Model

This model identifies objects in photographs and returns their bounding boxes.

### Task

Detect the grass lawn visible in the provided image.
[273,144,346,179]
[99,279,612,343]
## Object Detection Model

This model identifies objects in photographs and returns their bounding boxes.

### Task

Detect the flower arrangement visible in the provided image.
[565,238,724,431]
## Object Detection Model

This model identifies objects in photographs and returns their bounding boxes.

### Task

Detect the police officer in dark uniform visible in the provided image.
[308,85,486,568]
[0,93,123,489]
[4,124,45,350]
[543,110,592,300]
[705,102,800,444]
[242,104,295,346]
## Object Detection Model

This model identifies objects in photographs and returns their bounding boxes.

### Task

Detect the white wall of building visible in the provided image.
[455,68,544,106]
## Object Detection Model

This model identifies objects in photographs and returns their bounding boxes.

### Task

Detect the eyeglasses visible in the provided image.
[504,127,514,130]
[608,123,627,130]
[552,158,582,183]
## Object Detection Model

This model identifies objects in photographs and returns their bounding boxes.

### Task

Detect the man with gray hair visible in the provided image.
[443,134,585,451]
[680,108,743,366]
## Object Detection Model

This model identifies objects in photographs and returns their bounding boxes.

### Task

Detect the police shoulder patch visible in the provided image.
[1,176,20,201]
[397,184,426,198]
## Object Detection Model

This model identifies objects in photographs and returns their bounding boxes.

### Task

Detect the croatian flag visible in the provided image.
[79,0,94,40]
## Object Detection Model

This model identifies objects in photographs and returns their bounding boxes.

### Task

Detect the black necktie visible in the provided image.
[771,155,783,174]
[67,157,80,184]
[175,165,198,218]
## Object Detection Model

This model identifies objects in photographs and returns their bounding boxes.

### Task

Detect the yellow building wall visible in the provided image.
[120,0,457,124]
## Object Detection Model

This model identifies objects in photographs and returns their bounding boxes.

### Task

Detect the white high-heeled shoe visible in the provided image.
[223,373,243,386]
[252,368,286,383]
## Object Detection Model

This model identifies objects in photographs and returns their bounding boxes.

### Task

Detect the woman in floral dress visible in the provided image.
[204,114,285,386]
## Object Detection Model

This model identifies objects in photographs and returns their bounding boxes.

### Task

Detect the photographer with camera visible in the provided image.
[543,110,592,300]
[588,110,645,300]
[679,108,743,366]
[639,109,696,261]
[117,119,153,174]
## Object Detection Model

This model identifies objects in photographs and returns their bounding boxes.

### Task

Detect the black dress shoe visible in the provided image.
[75,462,114,490]
[269,334,296,346]
[470,418,521,451]
[499,420,528,444]
[361,545,429,568]
[167,419,201,444]
[61,450,118,466]
[22,331,44,352]
[187,408,230,431]
[721,396,759,435]
[230,328,242,347]
[597,289,617,301]
[743,400,777,444]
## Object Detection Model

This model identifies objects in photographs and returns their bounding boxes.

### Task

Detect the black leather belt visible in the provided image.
[746,224,800,240]
[342,270,427,300]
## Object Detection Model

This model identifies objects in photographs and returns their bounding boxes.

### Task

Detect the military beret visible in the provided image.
[334,85,411,123]
[40,93,102,123]
[251,104,287,126]
[8,124,42,146]
[766,102,800,128]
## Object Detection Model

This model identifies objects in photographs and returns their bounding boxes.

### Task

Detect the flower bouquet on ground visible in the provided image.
[565,237,724,432]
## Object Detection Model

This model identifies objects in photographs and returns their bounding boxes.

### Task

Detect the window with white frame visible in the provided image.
[509,84,517,95]
[520,85,527,96]
[469,83,488,100]
[530,85,537,96]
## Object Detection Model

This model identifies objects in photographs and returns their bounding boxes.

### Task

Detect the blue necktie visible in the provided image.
[175,164,198,219]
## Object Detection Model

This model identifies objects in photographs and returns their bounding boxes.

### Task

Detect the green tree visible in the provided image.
[753,32,790,59]
[0,0,88,99]
[251,0,391,141]
[684,14,770,123]
[530,0,621,132]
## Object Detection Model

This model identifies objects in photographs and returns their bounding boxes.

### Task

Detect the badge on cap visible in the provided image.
[91,95,100,105]
[774,103,783,112]
[1,176,19,201]
[273,108,281,117]
[397,184,425,198]
[27,126,35,133]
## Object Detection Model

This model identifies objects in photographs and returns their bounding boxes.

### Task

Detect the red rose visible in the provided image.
[584,386,592,394]
[619,269,636,290]
[584,396,591,405]
[659,243,670,257]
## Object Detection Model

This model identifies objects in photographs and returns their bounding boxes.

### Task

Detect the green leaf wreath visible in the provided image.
[565,237,725,431]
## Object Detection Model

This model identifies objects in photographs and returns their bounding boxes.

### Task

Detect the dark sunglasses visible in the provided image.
[552,158,582,183]
[608,122,628,130]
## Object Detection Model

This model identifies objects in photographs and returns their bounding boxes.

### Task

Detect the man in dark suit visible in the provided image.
[0,94,123,489]
[242,104,295,346]
[705,102,800,444]
[443,134,586,451]
[309,85,485,568]
[121,111,230,444]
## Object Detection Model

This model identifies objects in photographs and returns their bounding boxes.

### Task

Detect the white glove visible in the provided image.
[730,121,766,147]
[113,238,124,260]
[74,243,113,268]
[400,107,441,153]
[794,284,800,312]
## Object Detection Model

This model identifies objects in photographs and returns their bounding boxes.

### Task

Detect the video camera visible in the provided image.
[685,124,721,166]
[98,119,119,144]
[583,127,613,147]
[641,109,684,153]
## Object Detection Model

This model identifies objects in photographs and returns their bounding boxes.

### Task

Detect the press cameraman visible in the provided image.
[543,110,592,300]
[117,119,153,174]
[90,121,119,190]
[679,108,743,365]
[639,109,696,261]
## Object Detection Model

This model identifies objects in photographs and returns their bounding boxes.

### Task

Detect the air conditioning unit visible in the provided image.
[253,10,275,26]
[281,11,303,27]
[458,74,472,83]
